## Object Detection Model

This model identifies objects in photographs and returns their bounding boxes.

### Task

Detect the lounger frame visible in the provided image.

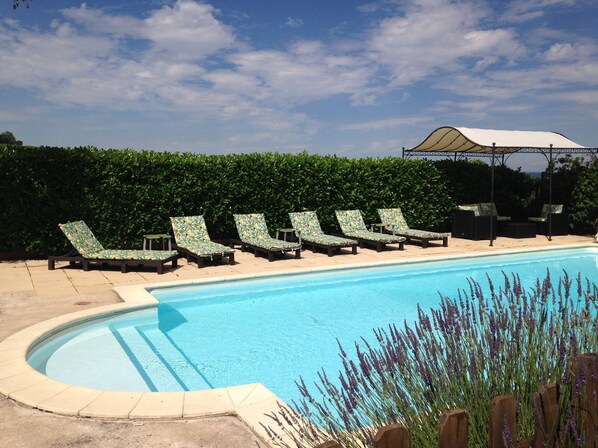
[173,244,235,268]
[48,250,179,275]
[349,237,405,252]
[238,241,301,262]
[384,231,448,248]
[302,239,358,256]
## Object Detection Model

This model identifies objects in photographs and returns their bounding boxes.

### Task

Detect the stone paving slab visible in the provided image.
[0,234,594,447]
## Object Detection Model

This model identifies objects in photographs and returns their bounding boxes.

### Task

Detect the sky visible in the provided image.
[1,0,597,171]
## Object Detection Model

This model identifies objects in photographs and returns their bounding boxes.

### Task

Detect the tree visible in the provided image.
[0,131,23,145]
[13,1,32,9]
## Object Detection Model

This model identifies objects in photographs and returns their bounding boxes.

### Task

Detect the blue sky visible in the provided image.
[2,0,597,171]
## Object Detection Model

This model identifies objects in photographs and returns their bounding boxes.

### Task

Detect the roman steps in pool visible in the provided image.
[111,325,212,391]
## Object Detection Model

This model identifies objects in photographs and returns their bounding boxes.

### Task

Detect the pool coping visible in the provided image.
[0,243,594,446]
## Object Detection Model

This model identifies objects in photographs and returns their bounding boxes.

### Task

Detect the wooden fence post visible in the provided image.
[532,383,559,448]
[374,423,410,448]
[439,409,468,448]
[489,394,518,448]
[572,353,597,448]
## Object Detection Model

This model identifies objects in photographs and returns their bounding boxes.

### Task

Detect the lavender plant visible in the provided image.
[263,271,597,447]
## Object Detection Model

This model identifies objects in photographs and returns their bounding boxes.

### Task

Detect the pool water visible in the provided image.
[28,248,598,403]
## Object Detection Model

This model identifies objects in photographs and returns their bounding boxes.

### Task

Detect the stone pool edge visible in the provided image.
[0,243,594,446]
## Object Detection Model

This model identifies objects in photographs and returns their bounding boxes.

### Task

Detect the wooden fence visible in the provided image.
[315,353,597,448]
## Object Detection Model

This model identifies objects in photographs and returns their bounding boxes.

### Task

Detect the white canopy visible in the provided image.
[405,126,596,245]
[409,126,588,154]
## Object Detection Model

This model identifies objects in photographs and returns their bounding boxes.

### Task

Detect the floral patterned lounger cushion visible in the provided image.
[378,208,448,239]
[94,249,178,261]
[59,221,177,260]
[234,213,301,252]
[335,210,405,243]
[171,215,234,255]
[289,211,356,247]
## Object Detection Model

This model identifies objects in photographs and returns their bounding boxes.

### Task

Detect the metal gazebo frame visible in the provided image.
[403,127,598,246]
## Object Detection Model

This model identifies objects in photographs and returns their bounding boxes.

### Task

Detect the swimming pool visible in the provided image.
[27,247,598,404]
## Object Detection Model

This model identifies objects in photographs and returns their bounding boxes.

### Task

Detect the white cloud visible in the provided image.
[543,42,598,61]
[285,17,303,28]
[143,1,236,61]
[63,2,236,62]
[227,40,375,106]
[340,116,428,132]
[538,89,598,105]
[62,4,141,36]
[0,21,115,90]
[350,92,378,106]
[360,138,406,156]
[366,0,526,86]
[0,0,596,161]
[501,0,576,24]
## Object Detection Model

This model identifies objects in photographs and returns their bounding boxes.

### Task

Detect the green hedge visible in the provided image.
[569,160,598,234]
[432,159,538,218]
[1,146,459,256]
[8,146,588,257]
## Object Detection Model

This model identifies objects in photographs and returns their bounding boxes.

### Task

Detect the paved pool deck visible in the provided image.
[0,234,594,447]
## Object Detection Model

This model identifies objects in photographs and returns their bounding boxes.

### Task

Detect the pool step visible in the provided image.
[138,326,212,390]
[112,326,211,391]
[112,326,183,391]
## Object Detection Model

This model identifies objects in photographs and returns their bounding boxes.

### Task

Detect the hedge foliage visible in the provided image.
[569,159,598,234]
[2,145,591,257]
[432,159,538,218]
[1,146,458,256]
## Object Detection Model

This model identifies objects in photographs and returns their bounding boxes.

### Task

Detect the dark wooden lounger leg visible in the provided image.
[268,252,274,262]
[327,247,333,257]
[48,258,55,270]
[422,239,429,249]
[228,253,235,265]
[443,237,448,247]
[121,262,127,273]
[352,245,357,255]
[376,242,383,252]
[83,261,90,271]
[399,241,405,251]
[295,249,301,259]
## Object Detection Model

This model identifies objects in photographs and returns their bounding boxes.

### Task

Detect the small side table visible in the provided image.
[276,228,301,245]
[370,223,387,233]
[143,234,172,251]
[501,222,536,239]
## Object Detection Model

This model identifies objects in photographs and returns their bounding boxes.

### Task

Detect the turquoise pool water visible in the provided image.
[28,248,598,403]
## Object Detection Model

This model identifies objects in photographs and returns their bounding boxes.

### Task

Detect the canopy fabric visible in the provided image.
[408,126,587,154]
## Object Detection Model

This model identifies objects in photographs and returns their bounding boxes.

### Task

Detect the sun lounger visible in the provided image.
[335,210,405,252]
[289,211,358,256]
[377,208,449,248]
[234,213,301,261]
[170,215,235,267]
[48,220,179,274]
